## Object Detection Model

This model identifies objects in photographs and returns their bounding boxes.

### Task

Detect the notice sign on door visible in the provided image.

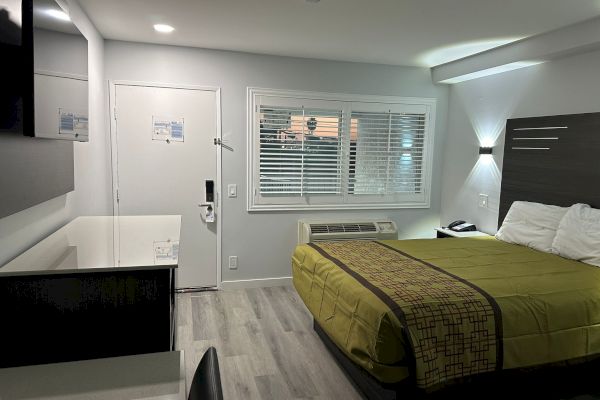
[154,240,180,265]
[152,116,184,142]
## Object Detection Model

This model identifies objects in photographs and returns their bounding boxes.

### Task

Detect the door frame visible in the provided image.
[108,80,223,289]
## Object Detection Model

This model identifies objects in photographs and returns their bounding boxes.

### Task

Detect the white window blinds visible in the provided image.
[349,111,425,195]
[248,89,436,211]
[259,105,343,196]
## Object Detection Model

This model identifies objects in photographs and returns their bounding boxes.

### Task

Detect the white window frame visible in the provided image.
[247,87,436,212]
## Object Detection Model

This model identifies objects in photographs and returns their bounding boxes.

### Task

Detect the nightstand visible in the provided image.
[435,227,491,238]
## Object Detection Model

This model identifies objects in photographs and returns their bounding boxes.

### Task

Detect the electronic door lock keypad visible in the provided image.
[205,180,214,202]
[200,180,216,223]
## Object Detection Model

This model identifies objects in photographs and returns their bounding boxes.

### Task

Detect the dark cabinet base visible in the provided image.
[0,268,174,368]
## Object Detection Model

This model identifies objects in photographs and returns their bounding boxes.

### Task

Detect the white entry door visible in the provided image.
[112,83,219,289]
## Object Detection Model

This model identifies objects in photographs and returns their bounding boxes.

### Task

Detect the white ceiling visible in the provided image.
[34,0,81,35]
[78,0,600,67]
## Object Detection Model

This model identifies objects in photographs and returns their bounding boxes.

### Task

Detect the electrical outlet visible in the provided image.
[479,194,489,208]
[228,184,237,198]
[228,256,238,270]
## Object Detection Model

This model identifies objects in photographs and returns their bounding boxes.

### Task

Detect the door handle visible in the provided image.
[199,202,215,223]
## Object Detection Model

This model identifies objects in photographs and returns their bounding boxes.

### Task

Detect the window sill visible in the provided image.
[247,201,431,212]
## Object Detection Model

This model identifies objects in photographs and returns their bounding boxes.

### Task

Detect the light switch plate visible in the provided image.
[479,193,489,208]
[229,256,238,270]
[228,184,237,198]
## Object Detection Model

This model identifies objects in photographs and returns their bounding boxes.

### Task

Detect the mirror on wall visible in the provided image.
[32,0,88,141]
[0,0,88,140]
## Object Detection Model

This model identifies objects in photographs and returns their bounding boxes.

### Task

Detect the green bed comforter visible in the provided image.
[291,237,600,387]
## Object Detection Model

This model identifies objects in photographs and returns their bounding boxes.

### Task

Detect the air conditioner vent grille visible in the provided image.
[309,222,377,234]
[313,237,377,242]
[358,223,377,232]
[299,219,396,244]
[309,224,329,234]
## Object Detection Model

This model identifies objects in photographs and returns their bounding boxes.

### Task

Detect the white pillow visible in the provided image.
[495,201,568,253]
[552,204,600,267]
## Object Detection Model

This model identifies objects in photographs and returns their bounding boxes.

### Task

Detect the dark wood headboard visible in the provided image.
[498,112,600,228]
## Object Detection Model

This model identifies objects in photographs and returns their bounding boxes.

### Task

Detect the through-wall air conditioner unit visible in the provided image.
[298,219,398,244]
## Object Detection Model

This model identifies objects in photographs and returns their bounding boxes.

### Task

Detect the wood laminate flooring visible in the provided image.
[176,286,363,400]
[176,287,600,400]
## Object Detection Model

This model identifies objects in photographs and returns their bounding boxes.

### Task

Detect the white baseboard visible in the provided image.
[220,276,292,290]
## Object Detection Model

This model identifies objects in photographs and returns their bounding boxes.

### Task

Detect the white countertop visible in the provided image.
[0,215,181,276]
[0,351,186,400]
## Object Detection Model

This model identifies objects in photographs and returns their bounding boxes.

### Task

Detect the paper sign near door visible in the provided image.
[154,240,180,265]
[152,116,184,142]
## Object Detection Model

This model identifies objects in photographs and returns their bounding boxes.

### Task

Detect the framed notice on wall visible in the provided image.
[152,116,184,142]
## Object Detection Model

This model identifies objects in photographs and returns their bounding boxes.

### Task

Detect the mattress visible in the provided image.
[291,237,600,388]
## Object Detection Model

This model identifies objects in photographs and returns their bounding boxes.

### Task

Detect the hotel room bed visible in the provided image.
[291,237,600,391]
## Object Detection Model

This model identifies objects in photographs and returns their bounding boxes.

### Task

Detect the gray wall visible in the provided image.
[105,41,450,283]
[0,0,110,266]
[440,48,600,234]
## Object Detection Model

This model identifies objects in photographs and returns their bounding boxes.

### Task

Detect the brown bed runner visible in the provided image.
[309,240,503,389]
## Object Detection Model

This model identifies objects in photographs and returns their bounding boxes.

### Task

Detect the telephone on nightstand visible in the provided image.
[447,220,477,232]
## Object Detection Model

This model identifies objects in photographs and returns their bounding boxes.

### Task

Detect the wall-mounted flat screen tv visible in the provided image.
[0,0,28,133]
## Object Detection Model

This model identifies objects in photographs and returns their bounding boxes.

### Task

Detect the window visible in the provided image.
[247,88,436,211]
[259,105,343,196]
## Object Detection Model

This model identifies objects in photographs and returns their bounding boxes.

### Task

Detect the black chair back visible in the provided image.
[188,347,224,400]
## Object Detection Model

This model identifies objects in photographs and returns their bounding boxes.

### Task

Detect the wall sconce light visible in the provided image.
[479,146,493,155]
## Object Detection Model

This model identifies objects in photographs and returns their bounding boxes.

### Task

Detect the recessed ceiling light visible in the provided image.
[154,24,175,33]
[45,9,70,21]
[306,0,320,3]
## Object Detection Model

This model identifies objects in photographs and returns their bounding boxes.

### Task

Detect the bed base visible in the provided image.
[313,320,411,400]
[314,319,600,400]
